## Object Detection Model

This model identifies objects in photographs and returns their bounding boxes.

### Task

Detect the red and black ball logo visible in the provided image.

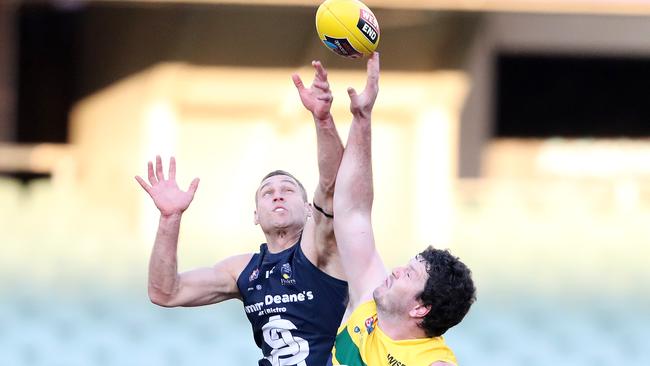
[357,9,379,44]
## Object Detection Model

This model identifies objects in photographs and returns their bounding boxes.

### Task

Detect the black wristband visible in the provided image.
[312,202,334,218]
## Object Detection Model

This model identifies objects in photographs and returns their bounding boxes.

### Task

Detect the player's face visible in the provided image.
[374,256,428,315]
[254,175,309,231]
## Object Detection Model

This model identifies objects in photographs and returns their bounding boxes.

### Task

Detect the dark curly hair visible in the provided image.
[416,246,476,337]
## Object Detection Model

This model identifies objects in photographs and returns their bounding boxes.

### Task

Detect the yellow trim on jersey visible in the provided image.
[332,300,457,366]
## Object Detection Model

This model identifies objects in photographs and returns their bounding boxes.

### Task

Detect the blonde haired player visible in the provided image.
[331,52,477,365]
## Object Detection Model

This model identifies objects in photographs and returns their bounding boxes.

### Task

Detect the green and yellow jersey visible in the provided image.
[332,300,457,366]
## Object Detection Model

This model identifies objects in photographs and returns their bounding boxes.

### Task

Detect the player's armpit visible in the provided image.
[299,213,346,280]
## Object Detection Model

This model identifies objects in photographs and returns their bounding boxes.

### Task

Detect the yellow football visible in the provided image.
[315,0,380,59]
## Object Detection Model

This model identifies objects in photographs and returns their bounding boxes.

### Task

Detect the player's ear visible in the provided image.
[254,210,260,225]
[410,303,431,319]
[305,202,312,218]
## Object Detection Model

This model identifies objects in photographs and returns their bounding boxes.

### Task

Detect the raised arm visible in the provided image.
[292,61,345,277]
[333,53,386,308]
[136,156,250,307]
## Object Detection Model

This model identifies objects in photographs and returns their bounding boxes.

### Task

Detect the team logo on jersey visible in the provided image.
[249,268,259,282]
[365,316,376,334]
[262,315,309,365]
[281,263,292,279]
[280,263,296,285]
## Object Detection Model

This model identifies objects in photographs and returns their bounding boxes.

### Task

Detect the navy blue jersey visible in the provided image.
[237,242,348,366]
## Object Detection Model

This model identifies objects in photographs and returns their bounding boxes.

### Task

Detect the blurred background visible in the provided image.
[1,0,650,365]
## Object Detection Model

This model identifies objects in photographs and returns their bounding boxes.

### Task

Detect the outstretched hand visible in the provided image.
[135,156,200,217]
[348,52,380,119]
[292,60,333,121]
